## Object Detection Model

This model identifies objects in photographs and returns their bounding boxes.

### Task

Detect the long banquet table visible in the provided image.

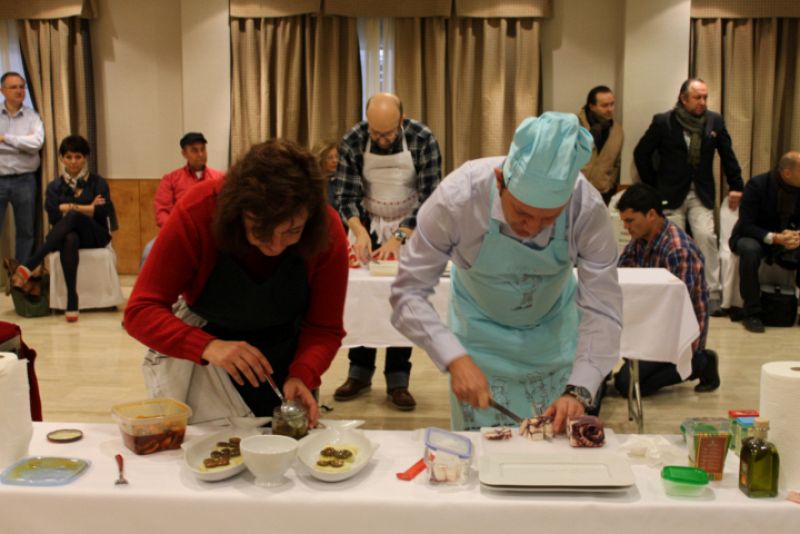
[1,422,797,534]
[344,267,699,377]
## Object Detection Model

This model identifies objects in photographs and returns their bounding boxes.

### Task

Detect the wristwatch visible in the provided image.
[562,385,593,408]
[393,229,409,245]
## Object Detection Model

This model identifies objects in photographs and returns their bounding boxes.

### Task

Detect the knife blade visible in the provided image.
[489,399,525,424]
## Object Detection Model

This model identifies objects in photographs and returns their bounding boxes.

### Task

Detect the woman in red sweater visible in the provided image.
[124,139,349,425]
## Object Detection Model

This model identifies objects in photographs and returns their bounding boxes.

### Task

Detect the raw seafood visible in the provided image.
[567,416,605,447]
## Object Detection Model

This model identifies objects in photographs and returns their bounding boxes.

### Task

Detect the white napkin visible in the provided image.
[0,352,33,470]
[621,435,685,467]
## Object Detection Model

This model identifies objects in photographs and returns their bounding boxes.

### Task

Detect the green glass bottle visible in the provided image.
[739,418,779,497]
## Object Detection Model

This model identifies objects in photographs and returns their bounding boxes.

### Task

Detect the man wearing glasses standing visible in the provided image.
[0,72,44,265]
[333,92,442,411]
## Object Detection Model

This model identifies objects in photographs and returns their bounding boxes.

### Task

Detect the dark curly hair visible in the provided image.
[213,138,329,257]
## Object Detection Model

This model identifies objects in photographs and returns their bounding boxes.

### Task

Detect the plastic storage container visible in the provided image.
[682,417,731,480]
[111,398,192,455]
[661,465,709,497]
[424,427,472,485]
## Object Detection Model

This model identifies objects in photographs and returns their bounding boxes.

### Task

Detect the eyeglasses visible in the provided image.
[368,126,400,143]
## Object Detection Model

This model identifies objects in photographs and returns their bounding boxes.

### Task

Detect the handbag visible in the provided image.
[4,260,51,318]
[760,285,798,327]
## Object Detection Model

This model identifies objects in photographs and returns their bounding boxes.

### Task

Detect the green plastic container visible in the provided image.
[661,465,709,497]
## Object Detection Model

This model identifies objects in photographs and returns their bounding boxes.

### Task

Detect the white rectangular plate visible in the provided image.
[479,452,635,490]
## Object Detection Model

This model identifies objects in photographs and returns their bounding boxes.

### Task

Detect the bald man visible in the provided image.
[730,151,800,333]
[333,92,442,411]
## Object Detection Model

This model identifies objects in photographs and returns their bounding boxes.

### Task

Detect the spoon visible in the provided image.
[264,374,303,418]
[114,454,129,486]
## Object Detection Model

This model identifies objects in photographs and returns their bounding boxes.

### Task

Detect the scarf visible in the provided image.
[584,106,611,152]
[673,105,706,168]
[63,164,89,193]
[772,169,800,231]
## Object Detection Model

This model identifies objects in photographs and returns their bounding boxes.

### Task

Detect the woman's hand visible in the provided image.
[201,339,272,387]
[283,377,319,427]
[91,195,106,206]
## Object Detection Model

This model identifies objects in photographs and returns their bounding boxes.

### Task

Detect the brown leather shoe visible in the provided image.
[333,378,371,401]
[388,387,416,411]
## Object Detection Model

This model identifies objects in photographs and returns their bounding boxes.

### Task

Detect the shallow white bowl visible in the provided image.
[241,434,298,487]
[297,428,379,483]
[182,428,261,482]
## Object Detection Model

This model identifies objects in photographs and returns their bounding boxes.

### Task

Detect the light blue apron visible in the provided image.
[448,186,579,430]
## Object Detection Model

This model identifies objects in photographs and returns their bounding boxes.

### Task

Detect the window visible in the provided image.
[357,17,395,118]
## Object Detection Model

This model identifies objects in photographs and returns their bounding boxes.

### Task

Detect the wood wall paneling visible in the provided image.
[107,179,158,274]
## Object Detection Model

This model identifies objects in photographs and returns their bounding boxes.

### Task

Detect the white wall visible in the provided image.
[92,0,230,179]
[180,0,230,171]
[540,0,624,115]
[619,0,691,184]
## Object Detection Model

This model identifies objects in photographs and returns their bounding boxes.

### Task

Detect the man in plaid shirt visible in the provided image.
[333,93,442,411]
[613,183,720,396]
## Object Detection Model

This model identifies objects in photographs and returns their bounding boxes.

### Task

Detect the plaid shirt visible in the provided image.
[333,117,442,230]
[619,219,708,352]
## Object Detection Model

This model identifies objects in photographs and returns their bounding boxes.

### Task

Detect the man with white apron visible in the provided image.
[390,113,622,431]
[333,93,442,410]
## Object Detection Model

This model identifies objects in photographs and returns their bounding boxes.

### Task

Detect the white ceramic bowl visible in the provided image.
[182,428,261,482]
[240,435,298,487]
[297,427,379,482]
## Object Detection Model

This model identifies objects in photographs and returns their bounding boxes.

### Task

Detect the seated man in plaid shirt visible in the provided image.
[613,183,720,396]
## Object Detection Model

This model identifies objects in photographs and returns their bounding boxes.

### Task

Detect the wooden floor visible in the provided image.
[5,275,798,435]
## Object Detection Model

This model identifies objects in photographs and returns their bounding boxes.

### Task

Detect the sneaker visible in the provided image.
[743,316,765,333]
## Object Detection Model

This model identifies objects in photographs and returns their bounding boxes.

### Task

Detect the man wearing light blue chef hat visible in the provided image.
[390,112,623,431]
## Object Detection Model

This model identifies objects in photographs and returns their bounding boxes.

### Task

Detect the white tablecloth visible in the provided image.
[0,422,797,534]
[344,267,699,378]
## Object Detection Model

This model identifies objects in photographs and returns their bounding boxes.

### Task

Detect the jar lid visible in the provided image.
[661,465,709,486]
[46,429,84,443]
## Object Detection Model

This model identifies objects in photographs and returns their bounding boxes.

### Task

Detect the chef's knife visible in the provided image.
[489,399,524,424]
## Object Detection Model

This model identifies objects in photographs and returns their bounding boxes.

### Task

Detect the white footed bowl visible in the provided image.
[241,435,298,487]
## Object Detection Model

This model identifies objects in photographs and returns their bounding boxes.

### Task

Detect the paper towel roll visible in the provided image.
[760,361,800,491]
[0,352,33,470]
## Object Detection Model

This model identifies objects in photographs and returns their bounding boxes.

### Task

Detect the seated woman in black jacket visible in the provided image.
[12,135,114,321]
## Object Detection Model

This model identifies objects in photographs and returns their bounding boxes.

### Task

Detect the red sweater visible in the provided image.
[125,179,349,390]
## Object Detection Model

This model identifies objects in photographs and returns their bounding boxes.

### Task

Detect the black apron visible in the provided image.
[189,251,310,416]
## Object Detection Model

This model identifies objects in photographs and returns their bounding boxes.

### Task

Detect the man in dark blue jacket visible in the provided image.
[634,79,743,317]
[730,151,800,333]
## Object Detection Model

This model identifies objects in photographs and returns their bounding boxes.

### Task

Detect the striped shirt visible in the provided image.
[618,218,708,352]
[333,117,442,230]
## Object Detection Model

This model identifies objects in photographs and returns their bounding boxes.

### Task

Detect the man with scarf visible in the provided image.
[730,151,800,333]
[634,78,743,317]
[578,86,623,205]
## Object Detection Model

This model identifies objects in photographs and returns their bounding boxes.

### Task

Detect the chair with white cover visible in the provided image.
[48,244,123,310]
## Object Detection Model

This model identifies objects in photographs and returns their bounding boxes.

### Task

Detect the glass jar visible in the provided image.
[271,404,309,440]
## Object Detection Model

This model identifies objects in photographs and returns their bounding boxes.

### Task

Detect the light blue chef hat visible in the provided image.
[502,112,594,208]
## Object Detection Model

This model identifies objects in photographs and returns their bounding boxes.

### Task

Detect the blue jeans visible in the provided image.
[0,173,36,264]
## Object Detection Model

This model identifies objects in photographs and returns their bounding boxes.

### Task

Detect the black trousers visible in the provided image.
[614,350,710,397]
[732,237,766,317]
[24,211,108,311]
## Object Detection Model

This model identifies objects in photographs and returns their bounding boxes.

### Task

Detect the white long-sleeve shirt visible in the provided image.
[0,104,44,175]
[390,156,622,396]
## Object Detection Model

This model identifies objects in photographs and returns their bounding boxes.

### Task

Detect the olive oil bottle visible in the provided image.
[739,418,779,497]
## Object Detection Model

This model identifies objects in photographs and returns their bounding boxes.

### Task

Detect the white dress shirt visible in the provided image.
[0,104,44,175]
[390,156,623,395]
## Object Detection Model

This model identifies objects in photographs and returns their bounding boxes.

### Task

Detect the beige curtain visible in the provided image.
[230,15,361,161]
[395,16,541,174]
[691,18,800,186]
[17,17,95,240]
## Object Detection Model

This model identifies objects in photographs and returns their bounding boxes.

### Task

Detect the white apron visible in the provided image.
[360,133,418,243]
